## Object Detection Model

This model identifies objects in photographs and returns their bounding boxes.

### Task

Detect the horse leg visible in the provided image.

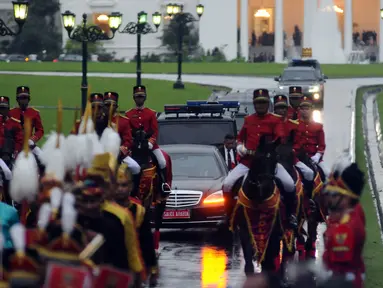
[305,219,318,260]
[296,233,306,261]
[236,206,255,276]
[153,200,166,258]
[261,226,282,274]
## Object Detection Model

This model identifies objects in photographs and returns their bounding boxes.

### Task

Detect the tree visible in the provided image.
[160,18,199,55]
[8,0,62,57]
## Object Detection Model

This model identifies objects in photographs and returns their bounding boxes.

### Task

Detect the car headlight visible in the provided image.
[203,190,225,205]
[279,86,285,90]
[309,85,320,93]
[313,93,320,100]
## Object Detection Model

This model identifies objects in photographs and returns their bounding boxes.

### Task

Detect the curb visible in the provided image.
[361,86,383,234]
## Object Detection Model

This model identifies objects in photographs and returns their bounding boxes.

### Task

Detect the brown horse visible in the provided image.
[230,136,285,276]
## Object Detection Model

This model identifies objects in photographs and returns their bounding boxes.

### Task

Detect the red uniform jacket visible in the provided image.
[0,115,23,155]
[323,210,365,288]
[125,107,159,149]
[9,107,44,143]
[161,149,172,187]
[237,113,282,167]
[296,120,326,157]
[287,106,300,120]
[276,118,301,164]
[112,114,133,156]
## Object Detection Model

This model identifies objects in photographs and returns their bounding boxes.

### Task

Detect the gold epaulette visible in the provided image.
[118,114,129,120]
[10,117,20,123]
[30,107,40,112]
[340,213,351,224]
[271,113,282,118]
[288,119,299,125]
[125,108,134,114]
[147,108,156,112]
[134,203,146,228]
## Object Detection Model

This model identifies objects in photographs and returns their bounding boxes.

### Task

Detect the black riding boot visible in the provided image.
[303,180,314,199]
[283,191,297,230]
[159,168,171,197]
[131,172,142,198]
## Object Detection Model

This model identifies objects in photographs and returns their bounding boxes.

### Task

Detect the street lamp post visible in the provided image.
[61,11,122,112]
[166,3,204,89]
[120,11,162,86]
[0,1,29,36]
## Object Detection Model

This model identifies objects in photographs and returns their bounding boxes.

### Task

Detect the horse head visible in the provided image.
[131,126,153,167]
[243,135,280,202]
[296,146,317,173]
[275,130,296,172]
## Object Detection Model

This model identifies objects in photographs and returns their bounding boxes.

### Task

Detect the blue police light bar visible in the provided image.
[186,100,240,109]
[188,103,224,114]
[164,104,189,114]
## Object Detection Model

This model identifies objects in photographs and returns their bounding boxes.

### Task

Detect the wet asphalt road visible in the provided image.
[1,71,381,287]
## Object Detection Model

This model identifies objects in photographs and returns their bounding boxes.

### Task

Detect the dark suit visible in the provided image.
[218,145,237,170]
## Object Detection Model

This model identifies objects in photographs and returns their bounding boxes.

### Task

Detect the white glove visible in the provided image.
[28,139,34,146]
[311,153,322,164]
[148,142,153,150]
[236,144,247,157]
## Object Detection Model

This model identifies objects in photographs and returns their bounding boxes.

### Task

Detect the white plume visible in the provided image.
[44,148,66,182]
[331,154,352,175]
[76,134,94,168]
[63,134,79,171]
[50,187,63,212]
[100,127,113,148]
[40,132,65,165]
[10,223,25,252]
[103,129,121,159]
[10,151,39,203]
[61,205,77,235]
[62,192,75,209]
[88,132,104,156]
[37,203,52,230]
[79,118,94,134]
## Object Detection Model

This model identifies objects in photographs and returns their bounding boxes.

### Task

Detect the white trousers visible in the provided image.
[223,163,295,193]
[318,161,329,178]
[32,146,42,157]
[0,158,12,181]
[122,156,141,175]
[152,148,166,169]
[295,161,314,181]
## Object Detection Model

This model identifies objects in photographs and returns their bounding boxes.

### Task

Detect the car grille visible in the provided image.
[166,190,203,208]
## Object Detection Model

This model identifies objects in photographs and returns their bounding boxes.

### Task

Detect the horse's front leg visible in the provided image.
[236,206,255,276]
[153,199,166,258]
[261,225,282,274]
[305,219,318,260]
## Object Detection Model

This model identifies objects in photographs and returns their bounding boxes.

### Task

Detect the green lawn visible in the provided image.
[355,86,383,288]
[0,74,212,135]
[2,62,383,78]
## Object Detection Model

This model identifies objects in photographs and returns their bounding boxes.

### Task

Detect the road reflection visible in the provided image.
[201,246,227,288]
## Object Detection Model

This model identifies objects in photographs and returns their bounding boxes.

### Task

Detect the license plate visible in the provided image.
[163,209,190,219]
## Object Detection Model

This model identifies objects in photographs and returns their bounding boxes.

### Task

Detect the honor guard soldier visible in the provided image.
[115,163,158,286]
[103,91,142,195]
[323,158,366,288]
[126,86,169,187]
[288,86,303,120]
[71,93,104,134]
[296,95,329,178]
[223,89,295,222]
[273,94,315,186]
[9,86,44,157]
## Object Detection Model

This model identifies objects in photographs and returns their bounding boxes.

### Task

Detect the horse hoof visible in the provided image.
[244,263,255,276]
[149,274,158,287]
[155,249,160,259]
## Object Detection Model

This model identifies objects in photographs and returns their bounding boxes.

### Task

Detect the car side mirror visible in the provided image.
[274,76,280,81]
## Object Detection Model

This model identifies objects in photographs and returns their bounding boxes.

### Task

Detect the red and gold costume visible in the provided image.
[237,89,282,168]
[0,97,23,155]
[296,96,326,158]
[9,86,44,143]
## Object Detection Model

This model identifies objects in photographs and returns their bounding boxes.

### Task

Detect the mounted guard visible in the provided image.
[288,86,303,120]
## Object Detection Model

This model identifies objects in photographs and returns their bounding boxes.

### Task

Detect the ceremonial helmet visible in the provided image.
[289,86,303,97]
[16,86,30,98]
[325,156,365,199]
[133,85,146,97]
[273,94,288,107]
[104,91,119,104]
[87,152,118,184]
[253,89,270,102]
[0,96,10,108]
[299,94,313,107]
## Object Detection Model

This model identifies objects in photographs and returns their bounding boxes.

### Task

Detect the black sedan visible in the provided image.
[155,144,228,228]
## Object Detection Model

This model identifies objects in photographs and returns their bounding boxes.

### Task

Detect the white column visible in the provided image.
[303,0,313,47]
[344,0,352,57]
[240,0,249,60]
[274,0,283,63]
[380,0,383,62]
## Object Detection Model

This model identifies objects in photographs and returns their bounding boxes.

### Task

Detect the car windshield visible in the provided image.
[158,121,235,145]
[168,152,222,179]
[281,70,317,81]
